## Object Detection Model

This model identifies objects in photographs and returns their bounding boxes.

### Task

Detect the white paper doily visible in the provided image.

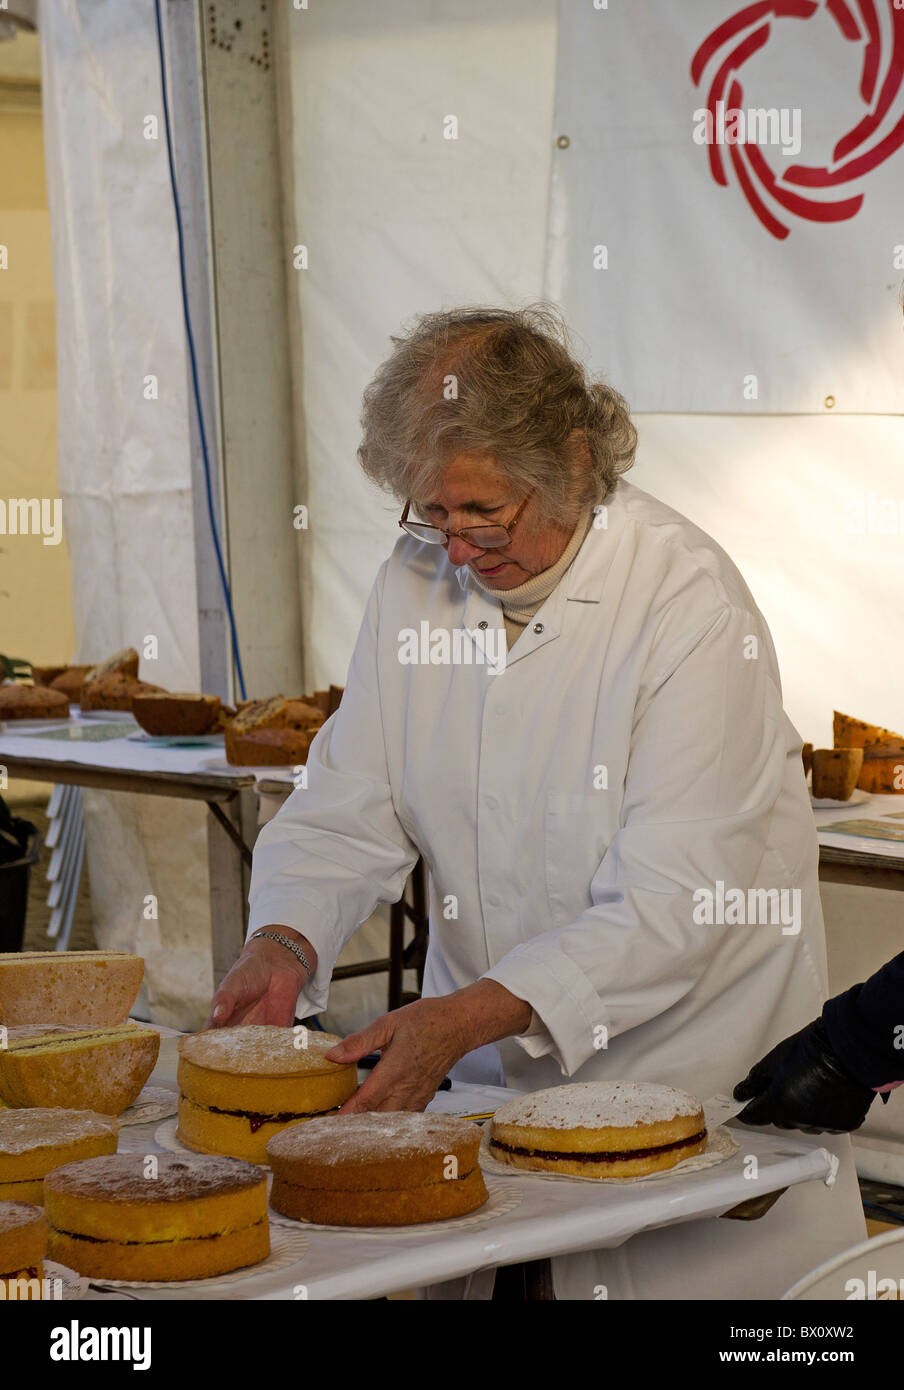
[80,1221,309,1290]
[117,1087,179,1127]
[2,1261,88,1301]
[478,1124,739,1185]
[271,1180,523,1237]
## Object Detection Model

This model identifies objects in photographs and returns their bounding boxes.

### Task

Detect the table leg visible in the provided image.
[207,792,254,988]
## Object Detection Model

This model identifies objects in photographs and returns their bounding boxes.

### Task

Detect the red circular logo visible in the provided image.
[691,1,904,237]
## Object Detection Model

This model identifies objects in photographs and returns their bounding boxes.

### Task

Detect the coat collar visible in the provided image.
[450,482,630,667]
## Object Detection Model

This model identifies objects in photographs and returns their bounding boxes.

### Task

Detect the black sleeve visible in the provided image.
[822,950,904,1088]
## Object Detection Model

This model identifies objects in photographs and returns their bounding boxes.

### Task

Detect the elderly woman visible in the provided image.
[209,306,865,1299]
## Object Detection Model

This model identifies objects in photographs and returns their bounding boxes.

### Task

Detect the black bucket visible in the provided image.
[0,825,42,952]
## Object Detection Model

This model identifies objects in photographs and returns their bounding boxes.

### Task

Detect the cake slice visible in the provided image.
[223,696,287,764]
[132,692,221,736]
[85,648,140,681]
[833,710,904,794]
[0,1024,159,1113]
[79,673,165,712]
[226,727,314,767]
[0,952,144,1027]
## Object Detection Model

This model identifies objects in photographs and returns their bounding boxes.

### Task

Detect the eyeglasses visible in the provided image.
[399,490,533,549]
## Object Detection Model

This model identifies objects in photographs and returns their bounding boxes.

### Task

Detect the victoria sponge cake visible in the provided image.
[44,1153,269,1281]
[0,1024,159,1114]
[0,1202,48,1297]
[0,1108,119,1204]
[489,1082,707,1179]
[177,1025,358,1163]
[267,1111,488,1226]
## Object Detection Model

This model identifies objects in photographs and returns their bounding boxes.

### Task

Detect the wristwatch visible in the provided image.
[250,930,312,978]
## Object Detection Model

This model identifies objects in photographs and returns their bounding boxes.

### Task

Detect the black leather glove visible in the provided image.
[733,1017,877,1134]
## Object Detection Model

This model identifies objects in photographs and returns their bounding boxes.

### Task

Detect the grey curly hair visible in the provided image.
[357,304,637,526]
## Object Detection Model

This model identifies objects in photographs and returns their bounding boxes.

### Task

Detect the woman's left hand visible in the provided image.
[325,980,532,1112]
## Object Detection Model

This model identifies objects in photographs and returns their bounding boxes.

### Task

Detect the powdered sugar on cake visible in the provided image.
[267,1111,479,1164]
[0,1108,119,1153]
[492,1082,702,1130]
[181,1025,347,1075]
[0,1200,44,1232]
[46,1153,264,1199]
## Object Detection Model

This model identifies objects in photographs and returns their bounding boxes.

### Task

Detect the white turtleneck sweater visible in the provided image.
[470,508,595,649]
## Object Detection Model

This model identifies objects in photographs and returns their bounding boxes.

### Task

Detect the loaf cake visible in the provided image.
[132,692,221,736]
[268,1111,488,1226]
[226,727,314,767]
[84,648,140,681]
[0,1201,48,1296]
[0,685,69,720]
[49,665,93,702]
[811,747,863,800]
[0,951,144,1027]
[223,696,287,764]
[0,1108,119,1204]
[30,665,69,688]
[285,699,326,732]
[177,1025,357,1163]
[489,1081,707,1179]
[79,673,165,712]
[44,1153,269,1281]
[0,1024,159,1113]
[834,710,904,794]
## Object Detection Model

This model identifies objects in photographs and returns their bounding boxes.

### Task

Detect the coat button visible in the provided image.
[485,795,499,810]
[477,620,489,629]
[533,622,544,634]
[487,893,501,908]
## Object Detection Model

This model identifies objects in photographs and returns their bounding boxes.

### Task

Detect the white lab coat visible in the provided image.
[248,479,866,1298]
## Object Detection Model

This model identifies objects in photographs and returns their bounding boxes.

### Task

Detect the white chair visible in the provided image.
[783,1226,904,1299]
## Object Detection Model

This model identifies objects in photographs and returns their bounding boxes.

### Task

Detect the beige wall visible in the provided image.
[0,32,74,668]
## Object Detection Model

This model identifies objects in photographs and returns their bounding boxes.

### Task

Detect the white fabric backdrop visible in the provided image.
[40,0,212,1028]
[547,0,904,414]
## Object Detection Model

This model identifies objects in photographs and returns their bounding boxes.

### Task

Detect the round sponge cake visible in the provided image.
[268,1111,489,1226]
[0,1201,48,1296]
[0,1108,119,1204]
[489,1081,707,1179]
[177,1025,357,1163]
[44,1153,269,1281]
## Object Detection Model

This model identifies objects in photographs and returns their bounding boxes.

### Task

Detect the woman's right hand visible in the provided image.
[204,931,315,1028]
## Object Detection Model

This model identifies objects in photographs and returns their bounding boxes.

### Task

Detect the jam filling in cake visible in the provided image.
[489,1128,707,1164]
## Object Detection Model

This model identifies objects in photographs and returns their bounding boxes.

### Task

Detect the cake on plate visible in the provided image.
[489,1081,707,1179]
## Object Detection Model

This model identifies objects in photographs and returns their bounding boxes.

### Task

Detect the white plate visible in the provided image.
[810,788,871,809]
[127,732,223,747]
[75,708,137,722]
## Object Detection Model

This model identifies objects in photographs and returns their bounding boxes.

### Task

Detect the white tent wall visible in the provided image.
[39,0,213,1028]
[278,0,904,1136]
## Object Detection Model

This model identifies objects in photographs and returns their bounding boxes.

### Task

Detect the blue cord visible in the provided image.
[153,0,247,700]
